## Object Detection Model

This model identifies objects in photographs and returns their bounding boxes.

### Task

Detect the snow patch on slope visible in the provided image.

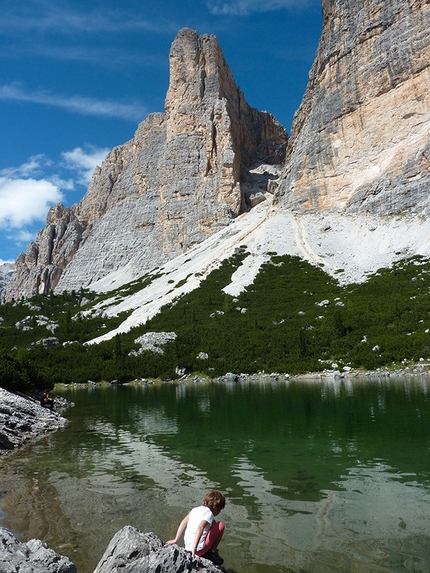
[87,198,430,344]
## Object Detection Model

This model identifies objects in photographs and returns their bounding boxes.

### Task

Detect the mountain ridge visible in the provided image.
[3,28,286,301]
[3,0,430,326]
[278,0,430,212]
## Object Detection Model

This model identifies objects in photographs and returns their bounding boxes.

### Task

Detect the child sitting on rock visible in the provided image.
[166,490,226,566]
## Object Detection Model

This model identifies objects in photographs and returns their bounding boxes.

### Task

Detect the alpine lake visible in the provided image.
[1,374,430,573]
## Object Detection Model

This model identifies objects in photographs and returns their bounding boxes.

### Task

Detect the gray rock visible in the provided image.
[15,315,59,333]
[0,261,14,299]
[219,372,238,382]
[196,352,209,360]
[40,337,61,348]
[0,388,69,453]
[93,526,221,573]
[0,525,76,573]
[130,332,177,356]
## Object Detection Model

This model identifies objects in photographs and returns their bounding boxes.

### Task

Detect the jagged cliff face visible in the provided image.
[278,0,430,214]
[4,28,286,300]
[5,0,430,302]
[0,263,14,297]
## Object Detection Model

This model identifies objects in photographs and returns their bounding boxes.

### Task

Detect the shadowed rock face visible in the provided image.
[278,0,430,215]
[4,28,286,300]
[0,388,68,453]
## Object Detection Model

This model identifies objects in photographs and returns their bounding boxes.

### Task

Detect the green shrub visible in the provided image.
[2,254,430,387]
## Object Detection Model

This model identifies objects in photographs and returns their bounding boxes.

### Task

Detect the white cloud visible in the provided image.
[0,4,169,34]
[0,177,64,229]
[0,146,113,258]
[0,146,108,238]
[0,83,147,122]
[207,0,311,15]
[0,154,51,179]
[62,146,110,185]
[13,230,34,244]
[18,155,52,175]
[48,174,75,191]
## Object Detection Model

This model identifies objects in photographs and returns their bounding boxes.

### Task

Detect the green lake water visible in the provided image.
[1,376,430,573]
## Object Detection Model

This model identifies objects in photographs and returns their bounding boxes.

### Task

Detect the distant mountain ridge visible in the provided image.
[3,0,430,307]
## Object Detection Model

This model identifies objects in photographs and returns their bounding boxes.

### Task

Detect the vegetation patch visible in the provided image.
[1,254,430,389]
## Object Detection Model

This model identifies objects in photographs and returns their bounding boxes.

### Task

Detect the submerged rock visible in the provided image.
[0,525,76,573]
[93,526,223,573]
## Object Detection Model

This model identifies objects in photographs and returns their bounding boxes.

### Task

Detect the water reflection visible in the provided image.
[0,377,430,573]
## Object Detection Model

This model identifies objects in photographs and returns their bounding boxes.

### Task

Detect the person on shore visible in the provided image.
[166,490,226,566]
[40,390,54,410]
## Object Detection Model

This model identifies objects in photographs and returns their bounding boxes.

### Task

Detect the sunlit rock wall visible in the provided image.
[278,0,430,214]
[4,29,286,299]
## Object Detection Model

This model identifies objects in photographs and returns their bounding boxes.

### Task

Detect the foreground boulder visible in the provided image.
[93,526,223,573]
[0,526,76,573]
[0,524,225,573]
[0,387,68,453]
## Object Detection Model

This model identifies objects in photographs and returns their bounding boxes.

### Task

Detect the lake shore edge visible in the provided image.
[2,361,430,457]
[0,387,73,458]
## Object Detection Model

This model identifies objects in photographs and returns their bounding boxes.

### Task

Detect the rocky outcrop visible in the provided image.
[0,388,69,453]
[4,28,286,301]
[3,204,83,300]
[0,262,14,298]
[0,525,76,573]
[278,0,430,214]
[0,525,223,573]
[93,526,222,573]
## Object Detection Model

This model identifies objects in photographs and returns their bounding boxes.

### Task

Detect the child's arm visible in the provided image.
[166,513,190,545]
[191,519,209,557]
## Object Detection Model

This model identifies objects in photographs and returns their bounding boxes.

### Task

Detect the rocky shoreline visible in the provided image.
[0,525,77,573]
[0,524,225,573]
[0,387,72,456]
[170,363,430,386]
[57,362,430,392]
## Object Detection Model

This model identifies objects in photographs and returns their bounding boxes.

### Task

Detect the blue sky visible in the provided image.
[0,0,322,264]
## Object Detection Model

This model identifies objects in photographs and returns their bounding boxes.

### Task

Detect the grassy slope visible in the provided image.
[1,252,430,387]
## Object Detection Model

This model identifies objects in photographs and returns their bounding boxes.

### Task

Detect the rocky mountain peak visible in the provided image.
[4,0,430,303]
[3,28,286,301]
[166,28,233,111]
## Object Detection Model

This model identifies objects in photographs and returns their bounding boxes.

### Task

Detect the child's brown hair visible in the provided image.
[203,490,226,512]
